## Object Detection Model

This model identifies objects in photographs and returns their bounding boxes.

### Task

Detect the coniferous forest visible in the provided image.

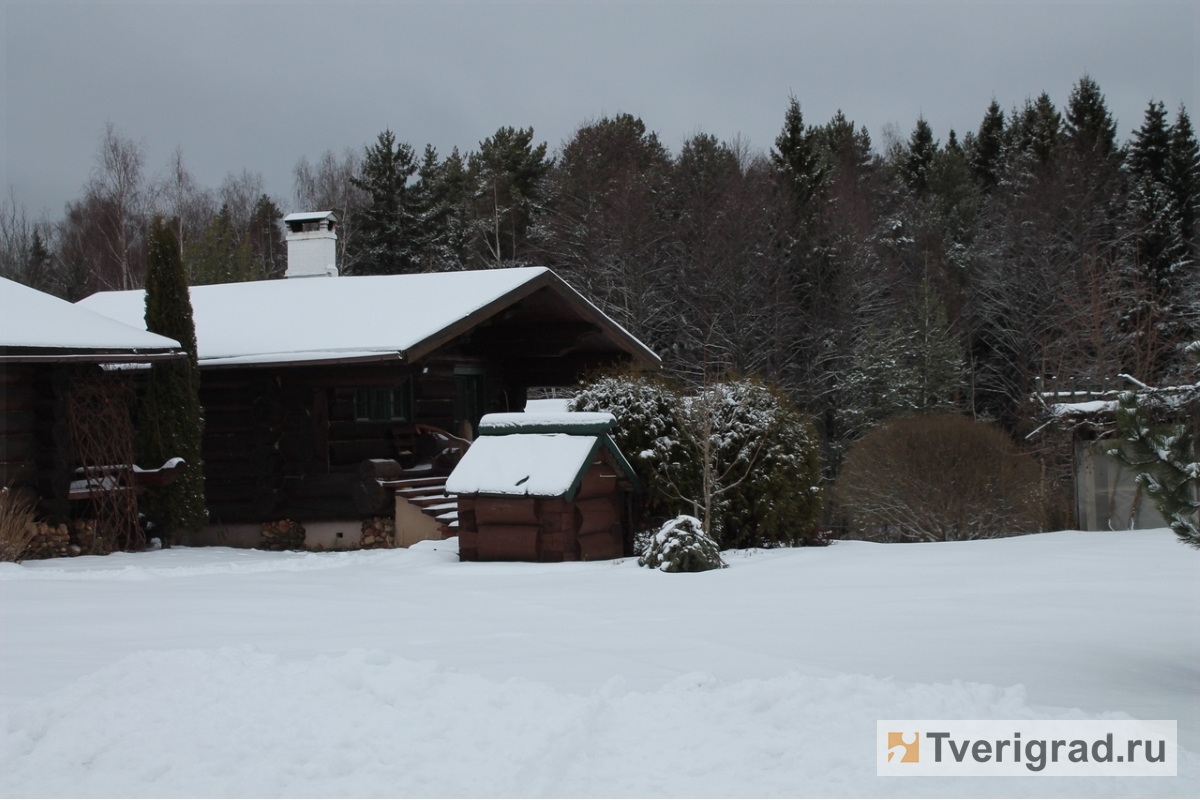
[3,77,1197,468]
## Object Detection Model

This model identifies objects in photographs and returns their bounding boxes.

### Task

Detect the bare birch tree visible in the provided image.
[85,123,149,289]
[293,148,368,272]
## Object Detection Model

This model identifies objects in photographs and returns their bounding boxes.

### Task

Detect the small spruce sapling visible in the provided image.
[639,515,726,573]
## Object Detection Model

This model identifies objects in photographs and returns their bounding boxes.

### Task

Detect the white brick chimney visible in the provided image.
[283,211,339,278]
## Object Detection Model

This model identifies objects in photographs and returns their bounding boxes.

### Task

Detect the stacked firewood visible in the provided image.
[70,518,107,555]
[360,517,395,549]
[260,519,306,550]
[25,522,70,560]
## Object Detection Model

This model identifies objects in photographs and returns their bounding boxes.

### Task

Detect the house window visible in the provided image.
[355,381,412,422]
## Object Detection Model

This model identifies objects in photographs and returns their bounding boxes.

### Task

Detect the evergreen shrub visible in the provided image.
[638,515,725,572]
[571,372,824,549]
[835,413,1046,541]
[139,217,208,542]
[703,381,824,548]
[569,372,691,514]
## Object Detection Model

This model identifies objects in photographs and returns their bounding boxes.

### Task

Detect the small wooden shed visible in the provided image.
[446,412,640,562]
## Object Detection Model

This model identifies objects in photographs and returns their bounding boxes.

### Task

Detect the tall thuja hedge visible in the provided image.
[571,373,824,548]
[139,217,207,541]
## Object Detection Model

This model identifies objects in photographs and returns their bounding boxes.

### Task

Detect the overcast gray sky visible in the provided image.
[3,2,1196,218]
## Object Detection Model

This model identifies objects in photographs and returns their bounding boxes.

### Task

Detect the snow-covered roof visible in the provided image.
[450,412,638,498]
[446,433,605,497]
[76,268,659,369]
[1049,399,1119,417]
[477,411,616,436]
[282,211,337,223]
[0,277,182,362]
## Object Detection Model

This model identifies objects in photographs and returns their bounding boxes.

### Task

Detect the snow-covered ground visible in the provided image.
[1,530,1196,797]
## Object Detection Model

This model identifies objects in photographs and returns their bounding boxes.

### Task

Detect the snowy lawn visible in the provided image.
[1,529,1196,797]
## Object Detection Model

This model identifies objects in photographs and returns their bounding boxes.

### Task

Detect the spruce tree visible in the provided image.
[140,217,207,542]
[246,194,286,278]
[815,109,872,175]
[1008,93,1062,166]
[352,129,419,274]
[904,117,938,193]
[771,96,825,207]
[945,129,961,156]
[412,145,471,271]
[1168,106,1199,249]
[1065,75,1118,161]
[1128,101,1171,182]
[1125,100,1192,376]
[25,229,55,294]
[185,204,256,285]
[971,99,1005,188]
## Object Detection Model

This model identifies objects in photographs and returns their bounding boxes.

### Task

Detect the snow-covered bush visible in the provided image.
[692,380,824,549]
[835,413,1045,541]
[638,515,725,572]
[569,372,690,513]
[572,373,824,549]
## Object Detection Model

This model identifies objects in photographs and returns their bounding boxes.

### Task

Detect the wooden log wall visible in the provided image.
[573,460,623,562]
[457,453,628,563]
[198,371,267,522]
[200,357,504,524]
[194,331,626,526]
[0,364,72,522]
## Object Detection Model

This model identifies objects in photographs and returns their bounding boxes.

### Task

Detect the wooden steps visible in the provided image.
[391,475,458,533]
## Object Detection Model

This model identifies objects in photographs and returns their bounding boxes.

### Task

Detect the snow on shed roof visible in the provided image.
[1049,399,1119,417]
[477,411,616,436]
[0,277,182,362]
[76,268,659,369]
[446,433,607,498]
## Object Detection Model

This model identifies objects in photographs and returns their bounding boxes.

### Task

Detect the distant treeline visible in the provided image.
[2,76,1196,460]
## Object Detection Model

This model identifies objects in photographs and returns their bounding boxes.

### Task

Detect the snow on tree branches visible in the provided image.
[571,373,824,549]
[638,515,725,573]
[1111,348,1200,548]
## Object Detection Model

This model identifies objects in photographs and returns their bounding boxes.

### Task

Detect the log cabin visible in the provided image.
[0,277,183,523]
[76,212,660,547]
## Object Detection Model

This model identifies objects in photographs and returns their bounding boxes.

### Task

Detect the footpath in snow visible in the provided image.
[0,529,1196,797]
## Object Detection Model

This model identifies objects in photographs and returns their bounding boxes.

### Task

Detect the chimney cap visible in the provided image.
[283,211,338,236]
[283,211,338,223]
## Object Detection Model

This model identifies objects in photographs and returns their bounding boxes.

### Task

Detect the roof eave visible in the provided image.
[0,347,185,364]
[562,437,607,502]
[197,351,405,370]
[531,270,662,369]
[401,269,661,368]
